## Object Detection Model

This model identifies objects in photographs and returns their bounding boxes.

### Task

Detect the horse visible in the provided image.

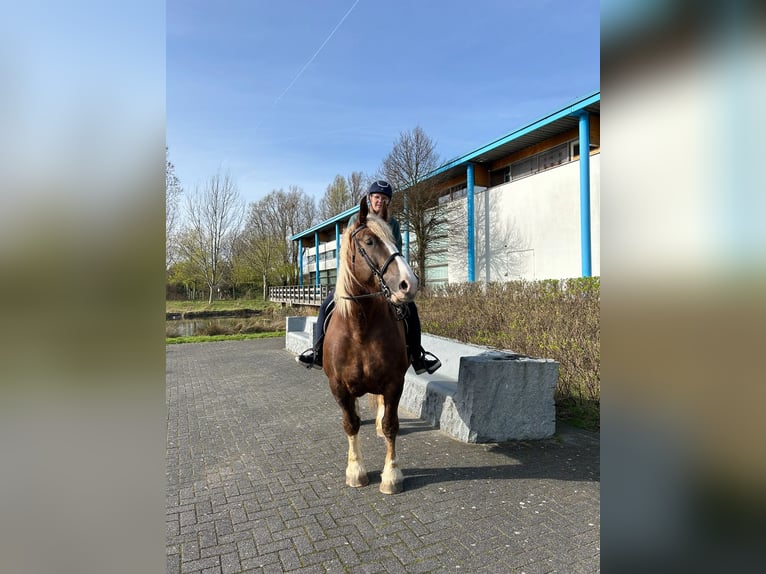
[323,196,419,494]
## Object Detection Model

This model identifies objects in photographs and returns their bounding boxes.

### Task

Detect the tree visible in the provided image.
[166,147,183,271]
[239,187,316,296]
[381,126,450,287]
[180,170,245,303]
[318,175,350,220]
[318,172,370,220]
[347,171,368,206]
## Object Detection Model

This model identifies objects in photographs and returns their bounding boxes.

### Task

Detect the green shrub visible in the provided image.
[419,278,600,430]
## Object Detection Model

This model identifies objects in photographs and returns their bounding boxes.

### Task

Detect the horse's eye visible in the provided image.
[364,237,374,247]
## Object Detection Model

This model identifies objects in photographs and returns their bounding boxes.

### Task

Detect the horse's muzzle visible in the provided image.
[390,277,418,305]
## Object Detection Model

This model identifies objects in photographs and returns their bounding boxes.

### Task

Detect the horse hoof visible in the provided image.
[379,480,403,495]
[346,473,369,488]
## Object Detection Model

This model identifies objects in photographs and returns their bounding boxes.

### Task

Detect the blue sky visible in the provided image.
[167,0,599,206]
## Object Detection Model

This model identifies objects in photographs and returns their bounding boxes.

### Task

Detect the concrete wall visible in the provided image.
[450,154,600,282]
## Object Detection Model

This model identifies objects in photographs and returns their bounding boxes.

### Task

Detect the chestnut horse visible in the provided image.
[323,197,419,494]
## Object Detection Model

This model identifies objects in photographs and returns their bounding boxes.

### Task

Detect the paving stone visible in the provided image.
[167,338,600,574]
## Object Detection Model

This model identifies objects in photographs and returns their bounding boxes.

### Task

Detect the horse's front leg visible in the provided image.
[379,396,404,494]
[373,394,385,438]
[335,391,369,488]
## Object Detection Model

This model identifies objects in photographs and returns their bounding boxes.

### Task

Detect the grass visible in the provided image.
[166,332,283,344]
[166,298,277,314]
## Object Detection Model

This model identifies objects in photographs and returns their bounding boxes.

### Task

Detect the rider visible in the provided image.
[296,180,441,375]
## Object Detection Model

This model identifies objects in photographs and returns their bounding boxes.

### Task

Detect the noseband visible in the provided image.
[341,225,408,316]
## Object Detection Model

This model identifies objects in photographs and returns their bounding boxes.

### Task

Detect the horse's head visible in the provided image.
[337,197,419,309]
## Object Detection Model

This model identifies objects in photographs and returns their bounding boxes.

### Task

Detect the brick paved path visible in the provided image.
[167,338,600,573]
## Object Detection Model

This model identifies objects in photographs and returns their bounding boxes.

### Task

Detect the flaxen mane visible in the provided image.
[334,214,396,318]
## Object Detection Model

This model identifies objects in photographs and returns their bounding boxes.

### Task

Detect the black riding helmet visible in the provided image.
[368,180,393,199]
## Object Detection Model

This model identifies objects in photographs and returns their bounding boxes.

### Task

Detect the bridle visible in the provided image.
[341,225,408,318]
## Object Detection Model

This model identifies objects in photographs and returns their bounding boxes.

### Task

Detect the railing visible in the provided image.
[269,284,331,307]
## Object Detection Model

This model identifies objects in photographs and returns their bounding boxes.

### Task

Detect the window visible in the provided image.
[493,141,578,185]
[510,156,536,180]
[489,166,510,186]
[425,264,448,289]
[319,249,336,262]
[539,143,568,170]
[570,141,599,160]
[438,183,468,205]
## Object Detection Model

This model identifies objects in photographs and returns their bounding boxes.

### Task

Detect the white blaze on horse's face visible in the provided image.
[379,236,418,305]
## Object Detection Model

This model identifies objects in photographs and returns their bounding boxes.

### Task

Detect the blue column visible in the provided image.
[314,232,320,286]
[298,238,303,286]
[403,192,410,261]
[335,223,340,276]
[578,111,592,277]
[467,163,475,282]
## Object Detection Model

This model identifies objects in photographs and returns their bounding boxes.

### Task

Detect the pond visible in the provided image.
[166,315,284,338]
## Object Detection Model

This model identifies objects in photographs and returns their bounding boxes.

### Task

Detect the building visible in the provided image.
[285,91,599,298]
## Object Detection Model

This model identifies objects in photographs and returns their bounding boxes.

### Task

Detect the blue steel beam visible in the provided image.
[335,222,340,273]
[314,232,320,286]
[467,163,475,282]
[298,238,303,286]
[578,111,592,277]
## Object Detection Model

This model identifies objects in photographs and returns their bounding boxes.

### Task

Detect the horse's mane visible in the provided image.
[334,214,396,318]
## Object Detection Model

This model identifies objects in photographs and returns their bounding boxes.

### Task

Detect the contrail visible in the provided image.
[255,0,362,131]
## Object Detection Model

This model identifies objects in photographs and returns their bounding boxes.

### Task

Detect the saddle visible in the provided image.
[321,300,409,339]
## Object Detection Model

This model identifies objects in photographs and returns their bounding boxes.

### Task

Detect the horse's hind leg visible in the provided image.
[379,396,404,494]
[335,391,369,488]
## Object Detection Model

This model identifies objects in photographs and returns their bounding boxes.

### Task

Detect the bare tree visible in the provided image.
[318,175,351,220]
[242,186,316,293]
[180,170,245,303]
[318,172,370,220]
[230,223,282,300]
[165,147,183,271]
[381,126,450,286]
[347,171,368,205]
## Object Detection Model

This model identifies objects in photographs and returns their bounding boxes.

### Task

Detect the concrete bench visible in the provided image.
[401,334,558,442]
[284,316,317,355]
[285,318,558,443]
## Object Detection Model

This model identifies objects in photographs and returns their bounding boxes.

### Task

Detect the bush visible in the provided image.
[418,278,600,429]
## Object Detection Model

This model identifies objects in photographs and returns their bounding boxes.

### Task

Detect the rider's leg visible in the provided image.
[406,302,441,375]
[296,290,333,368]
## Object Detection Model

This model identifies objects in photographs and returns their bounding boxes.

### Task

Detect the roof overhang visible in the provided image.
[290,90,600,242]
[425,90,600,186]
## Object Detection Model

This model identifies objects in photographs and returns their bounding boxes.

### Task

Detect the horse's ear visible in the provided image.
[379,201,389,222]
[358,196,368,224]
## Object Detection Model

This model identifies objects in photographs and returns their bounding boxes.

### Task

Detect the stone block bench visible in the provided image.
[284,315,317,355]
[285,318,558,443]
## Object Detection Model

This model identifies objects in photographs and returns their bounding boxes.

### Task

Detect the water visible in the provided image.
[166,317,260,337]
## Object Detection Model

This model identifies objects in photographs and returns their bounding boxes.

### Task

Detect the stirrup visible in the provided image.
[411,349,441,375]
[421,351,441,374]
[295,348,322,370]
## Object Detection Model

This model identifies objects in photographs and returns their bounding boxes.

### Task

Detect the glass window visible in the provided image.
[511,156,536,180]
[539,143,568,170]
[490,166,510,186]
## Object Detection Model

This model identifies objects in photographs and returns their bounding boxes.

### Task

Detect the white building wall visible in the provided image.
[449,154,600,282]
